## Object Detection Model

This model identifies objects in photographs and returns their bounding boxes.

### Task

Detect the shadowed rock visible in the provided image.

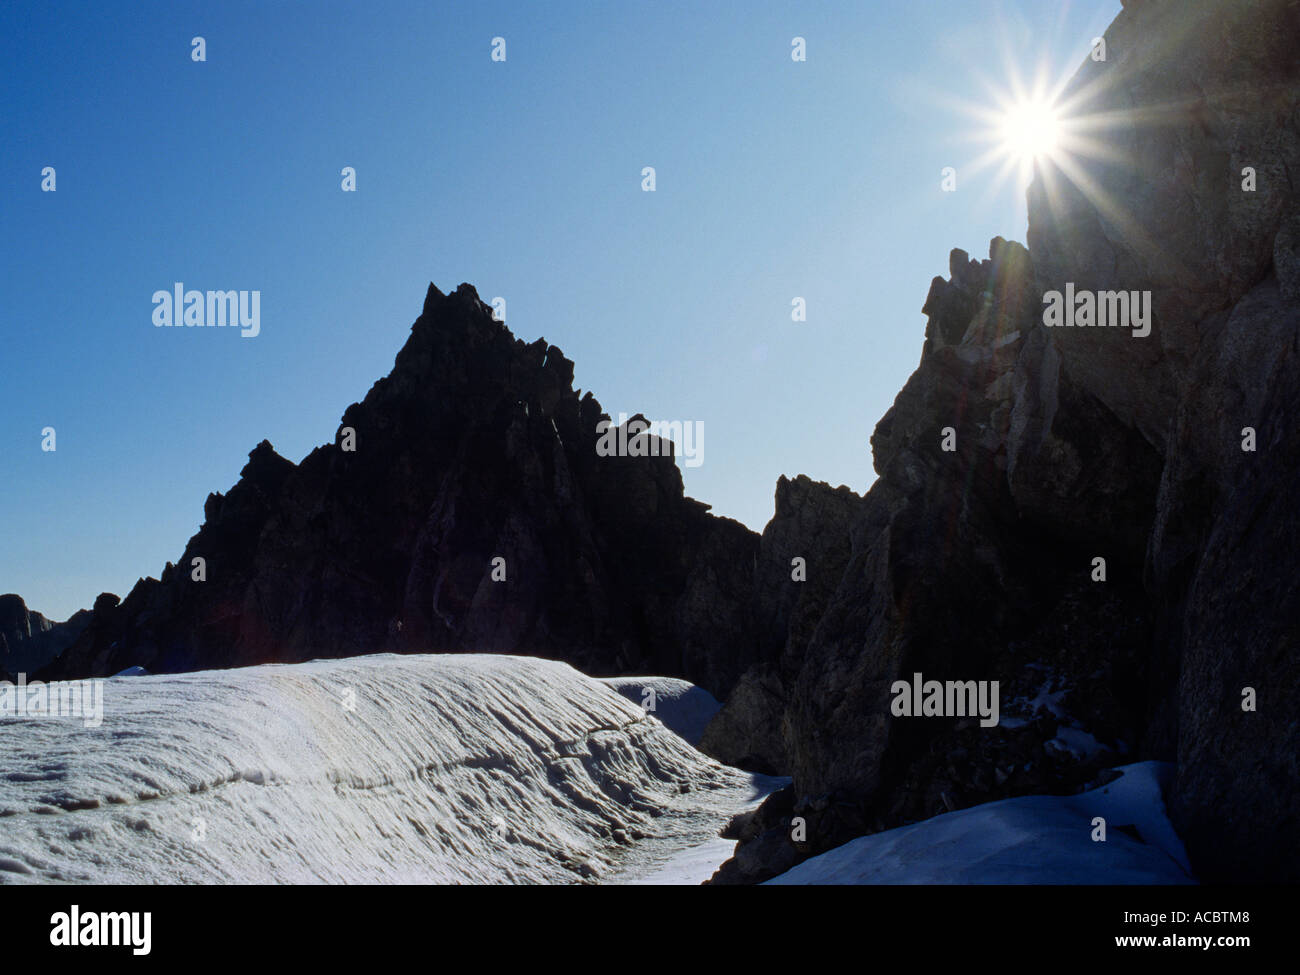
[712,0,1300,884]
[0,595,90,676]
[42,284,761,698]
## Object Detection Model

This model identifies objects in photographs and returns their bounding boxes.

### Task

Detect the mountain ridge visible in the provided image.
[40,282,766,698]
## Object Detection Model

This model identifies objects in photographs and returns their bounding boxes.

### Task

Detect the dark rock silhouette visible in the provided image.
[0,594,90,677]
[42,284,760,696]
[700,475,864,775]
[709,0,1300,884]
[709,238,1161,884]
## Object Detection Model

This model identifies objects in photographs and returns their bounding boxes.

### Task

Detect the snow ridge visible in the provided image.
[0,654,752,884]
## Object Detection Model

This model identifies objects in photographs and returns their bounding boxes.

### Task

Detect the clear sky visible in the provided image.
[1,0,1121,620]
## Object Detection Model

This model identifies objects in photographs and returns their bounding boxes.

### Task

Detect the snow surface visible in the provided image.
[767,761,1194,885]
[1,652,1189,886]
[597,676,721,746]
[0,653,768,884]
[621,835,740,885]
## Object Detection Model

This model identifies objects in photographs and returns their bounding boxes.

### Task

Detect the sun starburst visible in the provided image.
[998,97,1062,167]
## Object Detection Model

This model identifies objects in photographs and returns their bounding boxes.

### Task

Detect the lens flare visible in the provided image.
[999,98,1062,163]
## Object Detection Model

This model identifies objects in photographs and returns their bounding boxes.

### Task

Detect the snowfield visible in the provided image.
[0,653,1198,886]
[767,761,1194,885]
[0,654,771,884]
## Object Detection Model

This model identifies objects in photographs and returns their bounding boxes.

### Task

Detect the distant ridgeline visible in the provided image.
[0,594,90,680]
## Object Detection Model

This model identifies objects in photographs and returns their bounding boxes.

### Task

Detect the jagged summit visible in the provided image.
[42,283,760,697]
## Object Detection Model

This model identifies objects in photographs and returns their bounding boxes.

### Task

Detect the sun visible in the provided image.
[928,30,1149,233]
[998,97,1062,165]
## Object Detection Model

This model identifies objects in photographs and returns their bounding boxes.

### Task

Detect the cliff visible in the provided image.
[709,0,1300,884]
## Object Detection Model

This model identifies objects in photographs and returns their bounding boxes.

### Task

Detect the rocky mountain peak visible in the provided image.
[42,285,760,697]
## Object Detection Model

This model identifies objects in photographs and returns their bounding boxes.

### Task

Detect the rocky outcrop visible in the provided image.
[1027,0,1300,450]
[711,238,1160,884]
[1153,239,1300,883]
[0,595,90,676]
[1029,0,1300,884]
[42,284,761,697]
[711,0,1300,884]
[698,664,790,774]
[699,475,864,774]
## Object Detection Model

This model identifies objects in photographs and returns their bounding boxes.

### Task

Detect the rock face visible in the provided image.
[1024,0,1300,886]
[43,284,760,697]
[709,0,1300,884]
[1027,0,1300,450]
[0,595,90,677]
[711,239,1162,883]
[699,475,864,775]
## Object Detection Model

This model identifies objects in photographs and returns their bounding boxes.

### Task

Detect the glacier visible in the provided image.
[0,653,773,884]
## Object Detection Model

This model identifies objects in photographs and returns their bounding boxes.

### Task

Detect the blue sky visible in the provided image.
[1,0,1120,620]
